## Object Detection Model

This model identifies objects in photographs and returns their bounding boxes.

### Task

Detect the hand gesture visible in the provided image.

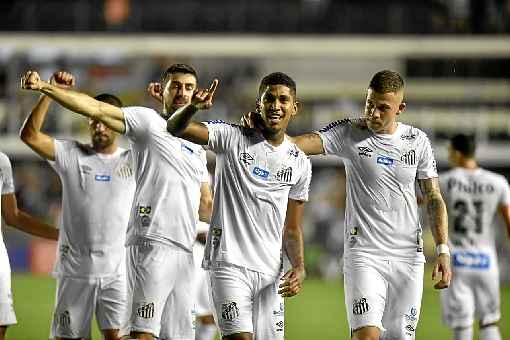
[50,71,75,89]
[432,253,451,289]
[147,82,163,103]
[240,111,265,131]
[278,266,306,298]
[191,79,219,110]
[21,70,44,91]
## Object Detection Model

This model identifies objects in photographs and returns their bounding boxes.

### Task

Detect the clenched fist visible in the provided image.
[21,70,43,91]
[50,71,75,88]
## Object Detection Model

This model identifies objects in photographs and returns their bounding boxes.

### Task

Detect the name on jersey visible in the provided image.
[376,156,394,166]
[447,178,495,195]
[452,251,490,269]
[252,166,270,179]
[95,174,111,181]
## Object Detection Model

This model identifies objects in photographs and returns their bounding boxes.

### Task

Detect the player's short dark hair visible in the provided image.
[450,133,476,157]
[94,93,123,107]
[161,63,198,89]
[369,70,404,94]
[258,72,296,99]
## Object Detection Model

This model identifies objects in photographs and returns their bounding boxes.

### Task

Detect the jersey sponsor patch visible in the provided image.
[138,206,152,227]
[94,174,111,181]
[452,251,490,269]
[252,166,270,179]
[376,155,394,166]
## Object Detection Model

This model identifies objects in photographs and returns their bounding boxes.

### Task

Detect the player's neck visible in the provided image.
[93,143,118,155]
[262,129,285,147]
[459,158,478,170]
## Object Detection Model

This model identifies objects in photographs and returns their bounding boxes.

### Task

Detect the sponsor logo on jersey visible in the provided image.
[239,152,254,165]
[376,156,394,166]
[276,320,284,332]
[452,251,490,269]
[276,167,293,183]
[138,206,152,227]
[400,133,417,140]
[211,227,222,248]
[405,307,418,322]
[221,302,239,321]
[352,298,370,315]
[59,310,71,329]
[181,143,194,154]
[273,303,285,316]
[446,178,495,195]
[400,150,416,166]
[94,174,111,181]
[137,302,154,319]
[252,166,270,179]
[358,146,373,158]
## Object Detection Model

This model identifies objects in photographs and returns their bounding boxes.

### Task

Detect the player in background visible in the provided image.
[167,72,312,340]
[20,64,212,340]
[147,82,217,340]
[439,134,510,340]
[0,153,58,339]
[244,69,451,340]
[20,71,135,340]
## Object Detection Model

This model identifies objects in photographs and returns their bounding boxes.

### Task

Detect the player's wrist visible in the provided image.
[435,243,450,256]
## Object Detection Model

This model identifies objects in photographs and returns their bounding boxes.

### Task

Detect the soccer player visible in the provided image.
[167,72,312,340]
[243,69,450,340]
[20,64,213,340]
[439,134,510,340]
[20,71,135,340]
[1,153,58,340]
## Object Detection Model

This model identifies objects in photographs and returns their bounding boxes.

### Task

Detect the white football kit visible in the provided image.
[318,120,438,339]
[440,167,510,328]
[0,152,17,327]
[203,121,312,338]
[49,140,135,339]
[122,107,209,339]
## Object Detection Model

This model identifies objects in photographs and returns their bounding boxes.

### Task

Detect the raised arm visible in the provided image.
[418,177,451,290]
[21,70,126,134]
[166,79,218,145]
[279,199,306,298]
[1,193,58,240]
[20,71,75,161]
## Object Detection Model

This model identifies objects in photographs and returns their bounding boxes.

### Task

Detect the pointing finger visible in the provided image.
[208,79,219,96]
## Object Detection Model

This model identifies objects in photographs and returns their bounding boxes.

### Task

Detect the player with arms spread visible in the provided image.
[20,64,213,340]
[439,134,510,340]
[20,71,135,340]
[167,72,312,340]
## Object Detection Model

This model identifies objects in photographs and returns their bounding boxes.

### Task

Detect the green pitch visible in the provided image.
[9,273,510,339]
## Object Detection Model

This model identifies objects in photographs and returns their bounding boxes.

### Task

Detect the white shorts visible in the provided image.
[193,243,213,317]
[209,263,284,339]
[441,266,500,328]
[0,271,16,326]
[343,256,424,339]
[50,274,127,339]
[125,242,195,339]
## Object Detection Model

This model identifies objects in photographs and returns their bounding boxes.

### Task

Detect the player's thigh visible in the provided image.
[0,271,16,327]
[440,270,475,328]
[253,274,284,340]
[344,259,388,333]
[473,270,501,326]
[209,265,254,337]
[51,276,96,339]
[96,274,128,332]
[382,261,423,340]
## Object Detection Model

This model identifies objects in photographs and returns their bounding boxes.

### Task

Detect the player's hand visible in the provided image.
[50,71,75,88]
[240,111,265,131]
[147,82,163,103]
[191,79,219,110]
[21,70,45,91]
[432,253,451,289]
[278,266,306,298]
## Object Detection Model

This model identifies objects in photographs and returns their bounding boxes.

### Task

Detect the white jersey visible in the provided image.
[0,152,14,273]
[122,107,209,251]
[203,122,312,277]
[50,140,135,277]
[318,120,437,263]
[440,167,510,270]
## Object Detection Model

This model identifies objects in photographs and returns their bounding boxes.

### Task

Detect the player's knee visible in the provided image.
[352,326,380,340]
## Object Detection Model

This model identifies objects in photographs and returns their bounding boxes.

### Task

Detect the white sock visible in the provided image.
[480,325,501,340]
[195,323,217,340]
[453,326,473,340]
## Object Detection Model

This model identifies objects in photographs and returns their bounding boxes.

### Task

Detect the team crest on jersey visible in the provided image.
[138,206,152,227]
[137,302,155,319]
[358,146,373,158]
[211,227,222,248]
[239,152,254,165]
[221,301,239,321]
[116,164,133,178]
[352,298,370,315]
[58,310,71,330]
[276,167,293,183]
[400,150,416,166]
[80,165,92,175]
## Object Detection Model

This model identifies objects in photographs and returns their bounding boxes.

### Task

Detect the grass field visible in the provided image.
[8,272,510,339]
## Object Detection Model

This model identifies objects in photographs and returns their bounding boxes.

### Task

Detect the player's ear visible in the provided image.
[292,100,300,117]
[255,99,262,113]
[397,101,406,115]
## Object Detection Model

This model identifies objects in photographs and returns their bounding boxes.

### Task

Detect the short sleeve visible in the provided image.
[288,157,312,202]
[498,176,510,206]
[316,120,351,157]
[204,120,242,154]
[122,106,159,141]
[0,153,15,195]
[416,133,438,179]
[50,139,77,173]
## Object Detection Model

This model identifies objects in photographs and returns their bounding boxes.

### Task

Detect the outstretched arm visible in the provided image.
[20,71,75,161]
[290,133,325,156]
[21,70,126,134]
[1,193,58,240]
[418,177,451,290]
[279,199,306,298]
[166,79,218,145]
